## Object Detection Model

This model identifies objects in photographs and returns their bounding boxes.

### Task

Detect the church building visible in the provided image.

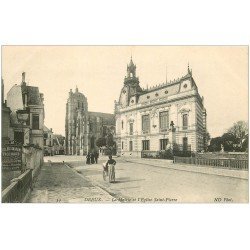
[65,87,115,155]
[115,58,207,156]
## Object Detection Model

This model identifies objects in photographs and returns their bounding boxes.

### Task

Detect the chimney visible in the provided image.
[22,72,26,83]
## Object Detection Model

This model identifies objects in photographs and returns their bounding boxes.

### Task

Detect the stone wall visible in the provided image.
[2,145,43,191]
[23,146,43,179]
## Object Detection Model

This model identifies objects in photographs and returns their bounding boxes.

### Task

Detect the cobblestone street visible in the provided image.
[28,160,116,203]
[29,155,249,203]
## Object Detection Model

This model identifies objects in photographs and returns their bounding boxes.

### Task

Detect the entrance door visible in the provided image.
[129,141,133,151]
[183,137,188,151]
[14,131,24,145]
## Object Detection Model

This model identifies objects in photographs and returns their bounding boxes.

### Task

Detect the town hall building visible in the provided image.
[115,58,207,156]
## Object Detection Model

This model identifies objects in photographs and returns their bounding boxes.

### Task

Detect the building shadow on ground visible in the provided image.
[114,177,145,184]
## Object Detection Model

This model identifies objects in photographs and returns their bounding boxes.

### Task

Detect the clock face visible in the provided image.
[120,87,128,107]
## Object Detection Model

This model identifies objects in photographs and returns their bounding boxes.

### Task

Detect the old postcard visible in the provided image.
[1,46,248,203]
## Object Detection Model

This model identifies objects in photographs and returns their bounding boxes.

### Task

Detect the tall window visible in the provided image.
[182,114,188,130]
[122,141,124,150]
[129,141,133,151]
[160,139,168,150]
[129,123,133,135]
[142,115,150,133]
[121,120,124,130]
[32,114,39,130]
[142,140,150,150]
[159,111,169,130]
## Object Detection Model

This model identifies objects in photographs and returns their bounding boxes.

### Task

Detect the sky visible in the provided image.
[2,46,248,137]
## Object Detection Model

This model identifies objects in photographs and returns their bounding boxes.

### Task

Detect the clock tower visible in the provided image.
[119,57,143,108]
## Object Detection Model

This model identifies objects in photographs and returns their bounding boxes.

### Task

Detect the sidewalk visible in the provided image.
[123,157,249,180]
[28,161,117,203]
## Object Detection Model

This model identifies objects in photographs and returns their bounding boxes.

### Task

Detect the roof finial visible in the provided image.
[22,72,26,83]
[188,62,192,75]
[76,85,78,92]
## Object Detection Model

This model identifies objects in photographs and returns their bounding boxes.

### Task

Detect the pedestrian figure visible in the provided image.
[105,155,116,183]
[90,152,95,164]
[86,152,91,165]
[94,151,99,164]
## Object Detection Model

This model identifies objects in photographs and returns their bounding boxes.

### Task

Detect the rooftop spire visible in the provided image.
[187,62,192,75]
[21,72,27,87]
[129,55,135,67]
[22,72,25,83]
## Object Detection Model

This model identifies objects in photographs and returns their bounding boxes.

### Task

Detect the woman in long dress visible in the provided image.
[105,155,116,183]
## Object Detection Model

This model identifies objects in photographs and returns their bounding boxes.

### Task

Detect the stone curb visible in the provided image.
[125,159,249,180]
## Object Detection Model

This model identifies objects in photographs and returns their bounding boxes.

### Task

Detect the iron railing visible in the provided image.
[173,156,248,170]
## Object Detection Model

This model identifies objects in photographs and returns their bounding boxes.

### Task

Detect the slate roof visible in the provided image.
[88,111,115,125]
[21,85,42,106]
[26,86,41,105]
[137,72,196,104]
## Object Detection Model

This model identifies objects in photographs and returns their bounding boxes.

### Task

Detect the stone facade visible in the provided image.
[6,72,45,149]
[65,87,115,155]
[2,74,44,189]
[115,58,207,156]
[1,79,11,145]
[43,126,65,155]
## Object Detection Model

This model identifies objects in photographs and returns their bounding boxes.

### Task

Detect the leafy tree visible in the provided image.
[96,137,106,148]
[221,133,237,151]
[208,137,223,152]
[106,132,115,148]
[204,132,211,151]
[242,137,248,152]
[227,121,248,149]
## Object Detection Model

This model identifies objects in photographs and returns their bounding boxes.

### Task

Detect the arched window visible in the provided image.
[129,123,133,135]
[182,114,188,130]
